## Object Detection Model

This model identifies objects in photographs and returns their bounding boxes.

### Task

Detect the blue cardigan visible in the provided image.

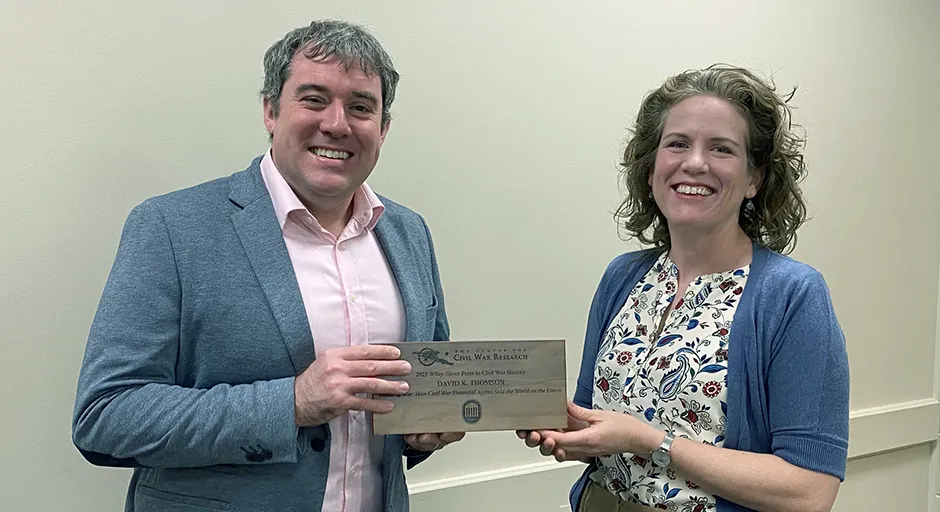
[569,245,850,512]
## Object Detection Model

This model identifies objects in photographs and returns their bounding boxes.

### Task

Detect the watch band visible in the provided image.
[659,430,675,452]
[651,430,675,467]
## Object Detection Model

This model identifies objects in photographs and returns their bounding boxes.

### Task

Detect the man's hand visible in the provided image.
[294,345,412,427]
[404,432,465,452]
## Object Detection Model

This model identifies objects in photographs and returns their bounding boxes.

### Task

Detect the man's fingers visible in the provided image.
[348,396,396,415]
[349,377,409,396]
[404,433,441,451]
[405,434,433,452]
[406,434,434,451]
[439,432,464,444]
[339,344,403,361]
[403,432,463,452]
[418,434,438,446]
[347,359,412,377]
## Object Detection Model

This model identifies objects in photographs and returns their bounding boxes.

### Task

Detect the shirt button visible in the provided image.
[310,438,326,452]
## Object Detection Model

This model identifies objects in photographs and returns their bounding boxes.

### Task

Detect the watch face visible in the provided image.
[651,450,670,467]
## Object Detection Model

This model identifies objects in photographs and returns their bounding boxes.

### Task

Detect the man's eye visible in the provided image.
[351,105,373,113]
[714,146,732,154]
[302,97,325,105]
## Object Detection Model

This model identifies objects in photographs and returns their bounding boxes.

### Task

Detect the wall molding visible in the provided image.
[410,460,583,495]
[847,398,939,459]
[408,398,940,511]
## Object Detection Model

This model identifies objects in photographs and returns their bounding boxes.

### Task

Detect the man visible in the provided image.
[72,19,463,512]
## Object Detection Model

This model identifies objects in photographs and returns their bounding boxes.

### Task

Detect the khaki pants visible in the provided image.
[579,481,651,512]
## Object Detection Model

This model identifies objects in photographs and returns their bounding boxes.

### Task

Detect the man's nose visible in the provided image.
[320,102,351,138]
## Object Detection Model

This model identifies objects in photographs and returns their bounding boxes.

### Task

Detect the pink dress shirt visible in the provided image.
[261,150,405,512]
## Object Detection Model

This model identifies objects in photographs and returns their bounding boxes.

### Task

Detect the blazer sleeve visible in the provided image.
[765,269,850,480]
[72,200,299,468]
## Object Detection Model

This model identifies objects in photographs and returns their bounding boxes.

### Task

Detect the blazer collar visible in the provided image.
[226,157,426,373]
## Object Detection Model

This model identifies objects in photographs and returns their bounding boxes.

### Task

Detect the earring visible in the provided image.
[745,198,755,212]
[648,191,653,199]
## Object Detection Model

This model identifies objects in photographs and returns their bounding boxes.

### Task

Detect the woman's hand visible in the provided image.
[515,400,589,453]
[520,401,841,511]
[520,401,664,463]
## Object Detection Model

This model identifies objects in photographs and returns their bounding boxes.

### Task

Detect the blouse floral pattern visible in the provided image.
[588,251,749,511]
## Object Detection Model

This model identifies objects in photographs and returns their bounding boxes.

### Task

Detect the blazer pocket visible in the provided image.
[424,303,439,331]
[136,484,231,511]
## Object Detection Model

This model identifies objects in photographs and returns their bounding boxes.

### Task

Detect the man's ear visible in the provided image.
[263,98,277,137]
[380,119,391,144]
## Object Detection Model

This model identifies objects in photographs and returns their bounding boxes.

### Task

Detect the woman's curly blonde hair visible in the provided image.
[615,64,807,254]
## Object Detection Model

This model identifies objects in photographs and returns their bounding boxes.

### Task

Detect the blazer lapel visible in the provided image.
[229,162,315,374]
[374,219,422,342]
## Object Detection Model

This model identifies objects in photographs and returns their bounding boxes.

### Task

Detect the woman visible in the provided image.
[519,65,849,512]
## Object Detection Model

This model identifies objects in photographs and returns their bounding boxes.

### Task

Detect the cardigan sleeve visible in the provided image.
[574,253,648,409]
[765,268,850,480]
[574,282,606,410]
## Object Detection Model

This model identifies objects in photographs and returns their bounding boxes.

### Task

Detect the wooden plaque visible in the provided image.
[371,340,568,435]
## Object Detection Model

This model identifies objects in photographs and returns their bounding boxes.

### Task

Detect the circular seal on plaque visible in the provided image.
[462,400,482,424]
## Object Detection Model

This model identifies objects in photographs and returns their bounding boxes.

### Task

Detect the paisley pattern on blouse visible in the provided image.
[588,252,749,511]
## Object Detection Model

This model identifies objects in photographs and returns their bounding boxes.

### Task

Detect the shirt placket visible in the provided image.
[334,239,368,512]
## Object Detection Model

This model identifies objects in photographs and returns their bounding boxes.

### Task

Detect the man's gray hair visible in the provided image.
[261,20,399,127]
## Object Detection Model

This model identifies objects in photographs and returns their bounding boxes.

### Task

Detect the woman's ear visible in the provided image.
[747,167,764,198]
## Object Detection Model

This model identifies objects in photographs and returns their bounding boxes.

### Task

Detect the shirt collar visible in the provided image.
[259,149,385,233]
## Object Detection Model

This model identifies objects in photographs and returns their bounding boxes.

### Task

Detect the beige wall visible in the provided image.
[2,1,938,510]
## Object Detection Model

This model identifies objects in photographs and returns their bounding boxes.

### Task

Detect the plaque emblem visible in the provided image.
[414,347,454,367]
[462,400,482,424]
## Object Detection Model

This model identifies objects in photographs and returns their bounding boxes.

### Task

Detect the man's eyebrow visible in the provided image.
[351,90,378,107]
[294,83,328,96]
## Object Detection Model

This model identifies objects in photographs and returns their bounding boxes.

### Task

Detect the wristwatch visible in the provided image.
[651,430,675,468]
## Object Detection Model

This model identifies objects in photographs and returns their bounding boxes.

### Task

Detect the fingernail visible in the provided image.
[400,382,409,392]
[403,362,412,372]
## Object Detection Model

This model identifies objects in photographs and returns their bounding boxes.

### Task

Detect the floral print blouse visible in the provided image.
[588,251,749,510]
